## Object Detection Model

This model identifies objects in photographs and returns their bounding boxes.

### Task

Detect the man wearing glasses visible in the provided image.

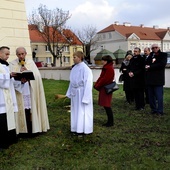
[128,47,145,111]
[145,44,167,115]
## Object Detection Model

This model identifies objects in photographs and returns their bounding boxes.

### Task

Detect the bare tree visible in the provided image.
[28,4,76,66]
[75,25,98,63]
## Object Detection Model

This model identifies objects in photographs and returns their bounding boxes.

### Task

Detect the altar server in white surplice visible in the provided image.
[0,46,21,150]
[66,51,93,135]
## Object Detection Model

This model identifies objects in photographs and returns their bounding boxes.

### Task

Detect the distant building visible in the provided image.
[28,25,83,67]
[91,21,170,64]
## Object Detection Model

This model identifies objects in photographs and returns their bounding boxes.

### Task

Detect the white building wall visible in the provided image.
[39,67,170,88]
[90,31,127,64]
[0,0,31,61]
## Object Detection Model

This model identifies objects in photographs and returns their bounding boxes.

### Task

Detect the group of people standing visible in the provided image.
[1,44,167,148]
[120,44,167,115]
[67,44,168,137]
[0,46,49,151]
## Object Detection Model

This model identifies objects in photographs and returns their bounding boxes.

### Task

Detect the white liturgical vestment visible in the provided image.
[9,58,50,133]
[66,62,93,134]
[0,63,20,130]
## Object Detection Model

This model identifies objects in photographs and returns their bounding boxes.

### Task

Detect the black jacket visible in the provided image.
[120,60,132,91]
[145,50,167,86]
[128,55,145,88]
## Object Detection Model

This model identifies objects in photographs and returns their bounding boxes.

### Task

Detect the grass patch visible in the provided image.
[0,79,170,170]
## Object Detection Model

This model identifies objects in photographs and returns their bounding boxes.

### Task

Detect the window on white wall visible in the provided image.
[108,33,112,39]
[138,43,141,48]
[98,34,101,40]
[164,44,166,50]
[45,45,50,52]
[142,43,144,50]
[130,43,136,50]
[46,57,51,63]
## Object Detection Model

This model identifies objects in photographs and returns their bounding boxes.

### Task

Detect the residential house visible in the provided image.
[91,21,170,64]
[28,25,83,67]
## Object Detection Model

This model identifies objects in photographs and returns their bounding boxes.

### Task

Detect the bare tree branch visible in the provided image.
[74,25,98,63]
[28,4,76,66]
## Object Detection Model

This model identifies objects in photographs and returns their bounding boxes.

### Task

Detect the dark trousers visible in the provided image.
[134,88,145,109]
[18,109,32,138]
[125,90,134,104]
[104,107,114,125]
[0,113,17,149]
[145,87,149,104]
[25,109,32,134]
[148,85,164,114]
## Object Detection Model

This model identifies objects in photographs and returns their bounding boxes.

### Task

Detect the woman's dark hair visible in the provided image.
[102,55,113,63]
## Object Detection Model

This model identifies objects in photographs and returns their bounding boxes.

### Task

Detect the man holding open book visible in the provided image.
[9,47,50,137]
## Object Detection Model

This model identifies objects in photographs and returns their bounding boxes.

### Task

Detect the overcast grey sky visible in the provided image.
[25,0,170,31]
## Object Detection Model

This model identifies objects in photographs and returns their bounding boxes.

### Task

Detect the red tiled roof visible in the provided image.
[98,24,169,40]
[28,25,82,45]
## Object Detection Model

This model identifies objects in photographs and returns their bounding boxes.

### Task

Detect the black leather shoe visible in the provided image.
[71,132,77,136]
[148,111,157,114]
[157,112,164,116]
[102,123,113,127]
[77,133,84,138]
[135,108,144,111]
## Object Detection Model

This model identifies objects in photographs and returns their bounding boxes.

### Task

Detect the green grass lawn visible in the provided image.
[0,79,170,170]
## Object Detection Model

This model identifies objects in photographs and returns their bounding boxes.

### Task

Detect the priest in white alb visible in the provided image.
[66,51,93,136]
[9,47,50,137]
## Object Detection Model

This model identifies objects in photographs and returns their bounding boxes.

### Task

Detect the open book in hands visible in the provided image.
[12,70,35,81]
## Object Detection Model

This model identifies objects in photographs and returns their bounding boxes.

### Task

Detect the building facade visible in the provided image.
[0,0,31,60]
[29,25,83,67]
[91,21,170,64]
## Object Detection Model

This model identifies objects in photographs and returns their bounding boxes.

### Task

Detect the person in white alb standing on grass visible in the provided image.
[66,51,93,136]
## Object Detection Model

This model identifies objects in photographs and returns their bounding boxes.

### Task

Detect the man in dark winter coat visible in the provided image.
[143,47,151,104]
[145,44,167,115]
[128,47,145,110]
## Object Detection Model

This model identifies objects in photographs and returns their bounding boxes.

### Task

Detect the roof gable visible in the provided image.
[127,33,140,40]
[98,24,169,40]
[164,31,170,40]
[28,25,82,45]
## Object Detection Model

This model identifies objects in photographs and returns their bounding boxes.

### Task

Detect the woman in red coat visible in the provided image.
[94,55,115,127]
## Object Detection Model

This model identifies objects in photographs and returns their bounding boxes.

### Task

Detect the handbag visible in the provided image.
[104,81,119,94]
[118,74,124,83]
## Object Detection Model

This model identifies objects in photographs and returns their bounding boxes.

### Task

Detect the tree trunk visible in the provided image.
[53,56,57,66]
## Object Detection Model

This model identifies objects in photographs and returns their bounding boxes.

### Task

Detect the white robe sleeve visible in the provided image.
[0,73,10,88]
[82,67,93,104]
[66,83,72,98]
[12,78,23,93]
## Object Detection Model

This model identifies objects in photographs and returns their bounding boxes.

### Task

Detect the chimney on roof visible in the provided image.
[123,22,131,26]
[140,24,144,28]
[153,25,159,29]
[114,21,119,25]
